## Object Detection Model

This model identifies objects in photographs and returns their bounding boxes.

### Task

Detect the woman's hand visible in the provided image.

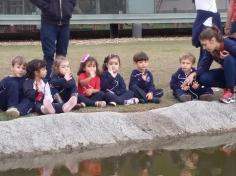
[220,50,230,59]
[182,72,196,88]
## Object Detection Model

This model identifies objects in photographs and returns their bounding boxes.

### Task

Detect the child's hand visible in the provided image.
[192,81,199,89]
[146,92,153,100]
[181,84,190,91]
[89,69,96,78]
[85,89,94,96]
[64,72,72,81]
[108,69,117,78]
[142,73,148,81]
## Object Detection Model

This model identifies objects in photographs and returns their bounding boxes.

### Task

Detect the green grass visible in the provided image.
[0,38,220,120]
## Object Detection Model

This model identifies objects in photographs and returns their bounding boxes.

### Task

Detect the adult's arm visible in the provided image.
[30,0,49,11]
[225,0,235,35]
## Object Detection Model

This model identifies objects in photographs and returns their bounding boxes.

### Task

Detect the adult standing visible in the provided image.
[225,0,236,36]
[30,0,77,79]
[192,0,222,66]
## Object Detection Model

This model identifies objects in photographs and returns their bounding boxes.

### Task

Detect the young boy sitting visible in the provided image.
[170,53,214,102]
[0,56,33,118]
[129,51,164,104]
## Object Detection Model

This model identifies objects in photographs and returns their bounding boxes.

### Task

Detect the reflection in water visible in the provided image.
[1,145,236,176]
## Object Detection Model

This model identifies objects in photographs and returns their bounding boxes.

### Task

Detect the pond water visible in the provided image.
[0,144,235,176]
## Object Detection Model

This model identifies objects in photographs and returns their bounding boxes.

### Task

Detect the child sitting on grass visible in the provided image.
[0,56,33,118]
[50,56,77,111]
[129,51,163,104]
[77,54,106,108]
[170,53,213,102]
[101,54,139,106]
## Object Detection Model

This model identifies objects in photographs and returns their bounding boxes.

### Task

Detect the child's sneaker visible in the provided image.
[109,102,117,106]
[199,94,214,101]
[124,98,139,105]
[178,94,192,102]
[6,107,20,118]
[152,97,160,104]
[219,89,235,104]
[63,96,77,112]
[42,99,55,114]
[95,101,106,107]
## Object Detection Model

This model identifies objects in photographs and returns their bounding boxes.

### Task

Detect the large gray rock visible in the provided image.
[0,101,236,159]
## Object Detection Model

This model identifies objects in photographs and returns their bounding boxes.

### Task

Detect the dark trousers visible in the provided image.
[130,85,163,103]
[199,56,236,89]
[51,87,76,103]
[0,79,20,110]
[104,91,134,105]
[17,98,34,116]
[173,87,213,100]
[78,92,105,106]
[41,22,70,79]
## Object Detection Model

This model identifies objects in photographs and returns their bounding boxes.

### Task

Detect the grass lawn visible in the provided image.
[0,38,220,120]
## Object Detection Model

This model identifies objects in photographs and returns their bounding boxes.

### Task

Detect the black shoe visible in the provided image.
[139,99,146,104]
[152,97,160,104]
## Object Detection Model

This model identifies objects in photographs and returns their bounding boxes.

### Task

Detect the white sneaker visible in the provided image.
[124,98,139,105]
[6,107,20,118]
[109,102,117,106]
[63,96,77,112]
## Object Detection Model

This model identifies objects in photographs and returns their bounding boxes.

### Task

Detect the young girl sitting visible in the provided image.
[24,59,76,115]
[77,54,106,107]
[50,56,77,111]
[101,54,139,106]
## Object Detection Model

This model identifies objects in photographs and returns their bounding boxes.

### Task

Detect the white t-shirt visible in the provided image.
[195,0,217,13]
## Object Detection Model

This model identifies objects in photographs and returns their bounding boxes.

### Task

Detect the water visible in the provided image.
[0,144,235,176]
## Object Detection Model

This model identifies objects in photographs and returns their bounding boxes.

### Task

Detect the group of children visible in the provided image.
[0,51,165,118]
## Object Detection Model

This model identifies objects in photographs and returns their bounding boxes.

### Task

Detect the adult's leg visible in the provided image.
[56,24,70,56]
[223,56,236,90]
[41,22,57,79]
[199,69,226,88]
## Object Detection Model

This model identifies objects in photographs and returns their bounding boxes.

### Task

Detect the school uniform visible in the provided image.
[170,68,213,100]
[77,73,105,106]
[129,69,163,103]
[50,74,78,102]
[101,71,134,105]
[23,78,63,114]
[0,76,33,115]
[198,37,236,89]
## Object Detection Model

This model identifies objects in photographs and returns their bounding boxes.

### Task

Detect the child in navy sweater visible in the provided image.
[170,53,213,102]
[101,54,139,106]
[129,52,163,104]
[0,56,34,118]
[50,56,77,111]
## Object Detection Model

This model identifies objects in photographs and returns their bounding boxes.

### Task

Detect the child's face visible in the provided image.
[200,37,218,52]
[107,57,120,73]
[84,61,97,74]
[11,63,26,77]
[135,60,149,72]
[35,67,47,79]
[180,59,193,73]
[59,60,71,75]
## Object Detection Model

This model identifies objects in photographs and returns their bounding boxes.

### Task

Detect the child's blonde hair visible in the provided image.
[12,56,27,67]
[52,55,69,75]
[179,53,196,65]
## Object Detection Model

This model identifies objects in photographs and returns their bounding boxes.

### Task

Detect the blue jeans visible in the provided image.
[41,22,70,79]
[199,55,236,89]
[231,21,236,33]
